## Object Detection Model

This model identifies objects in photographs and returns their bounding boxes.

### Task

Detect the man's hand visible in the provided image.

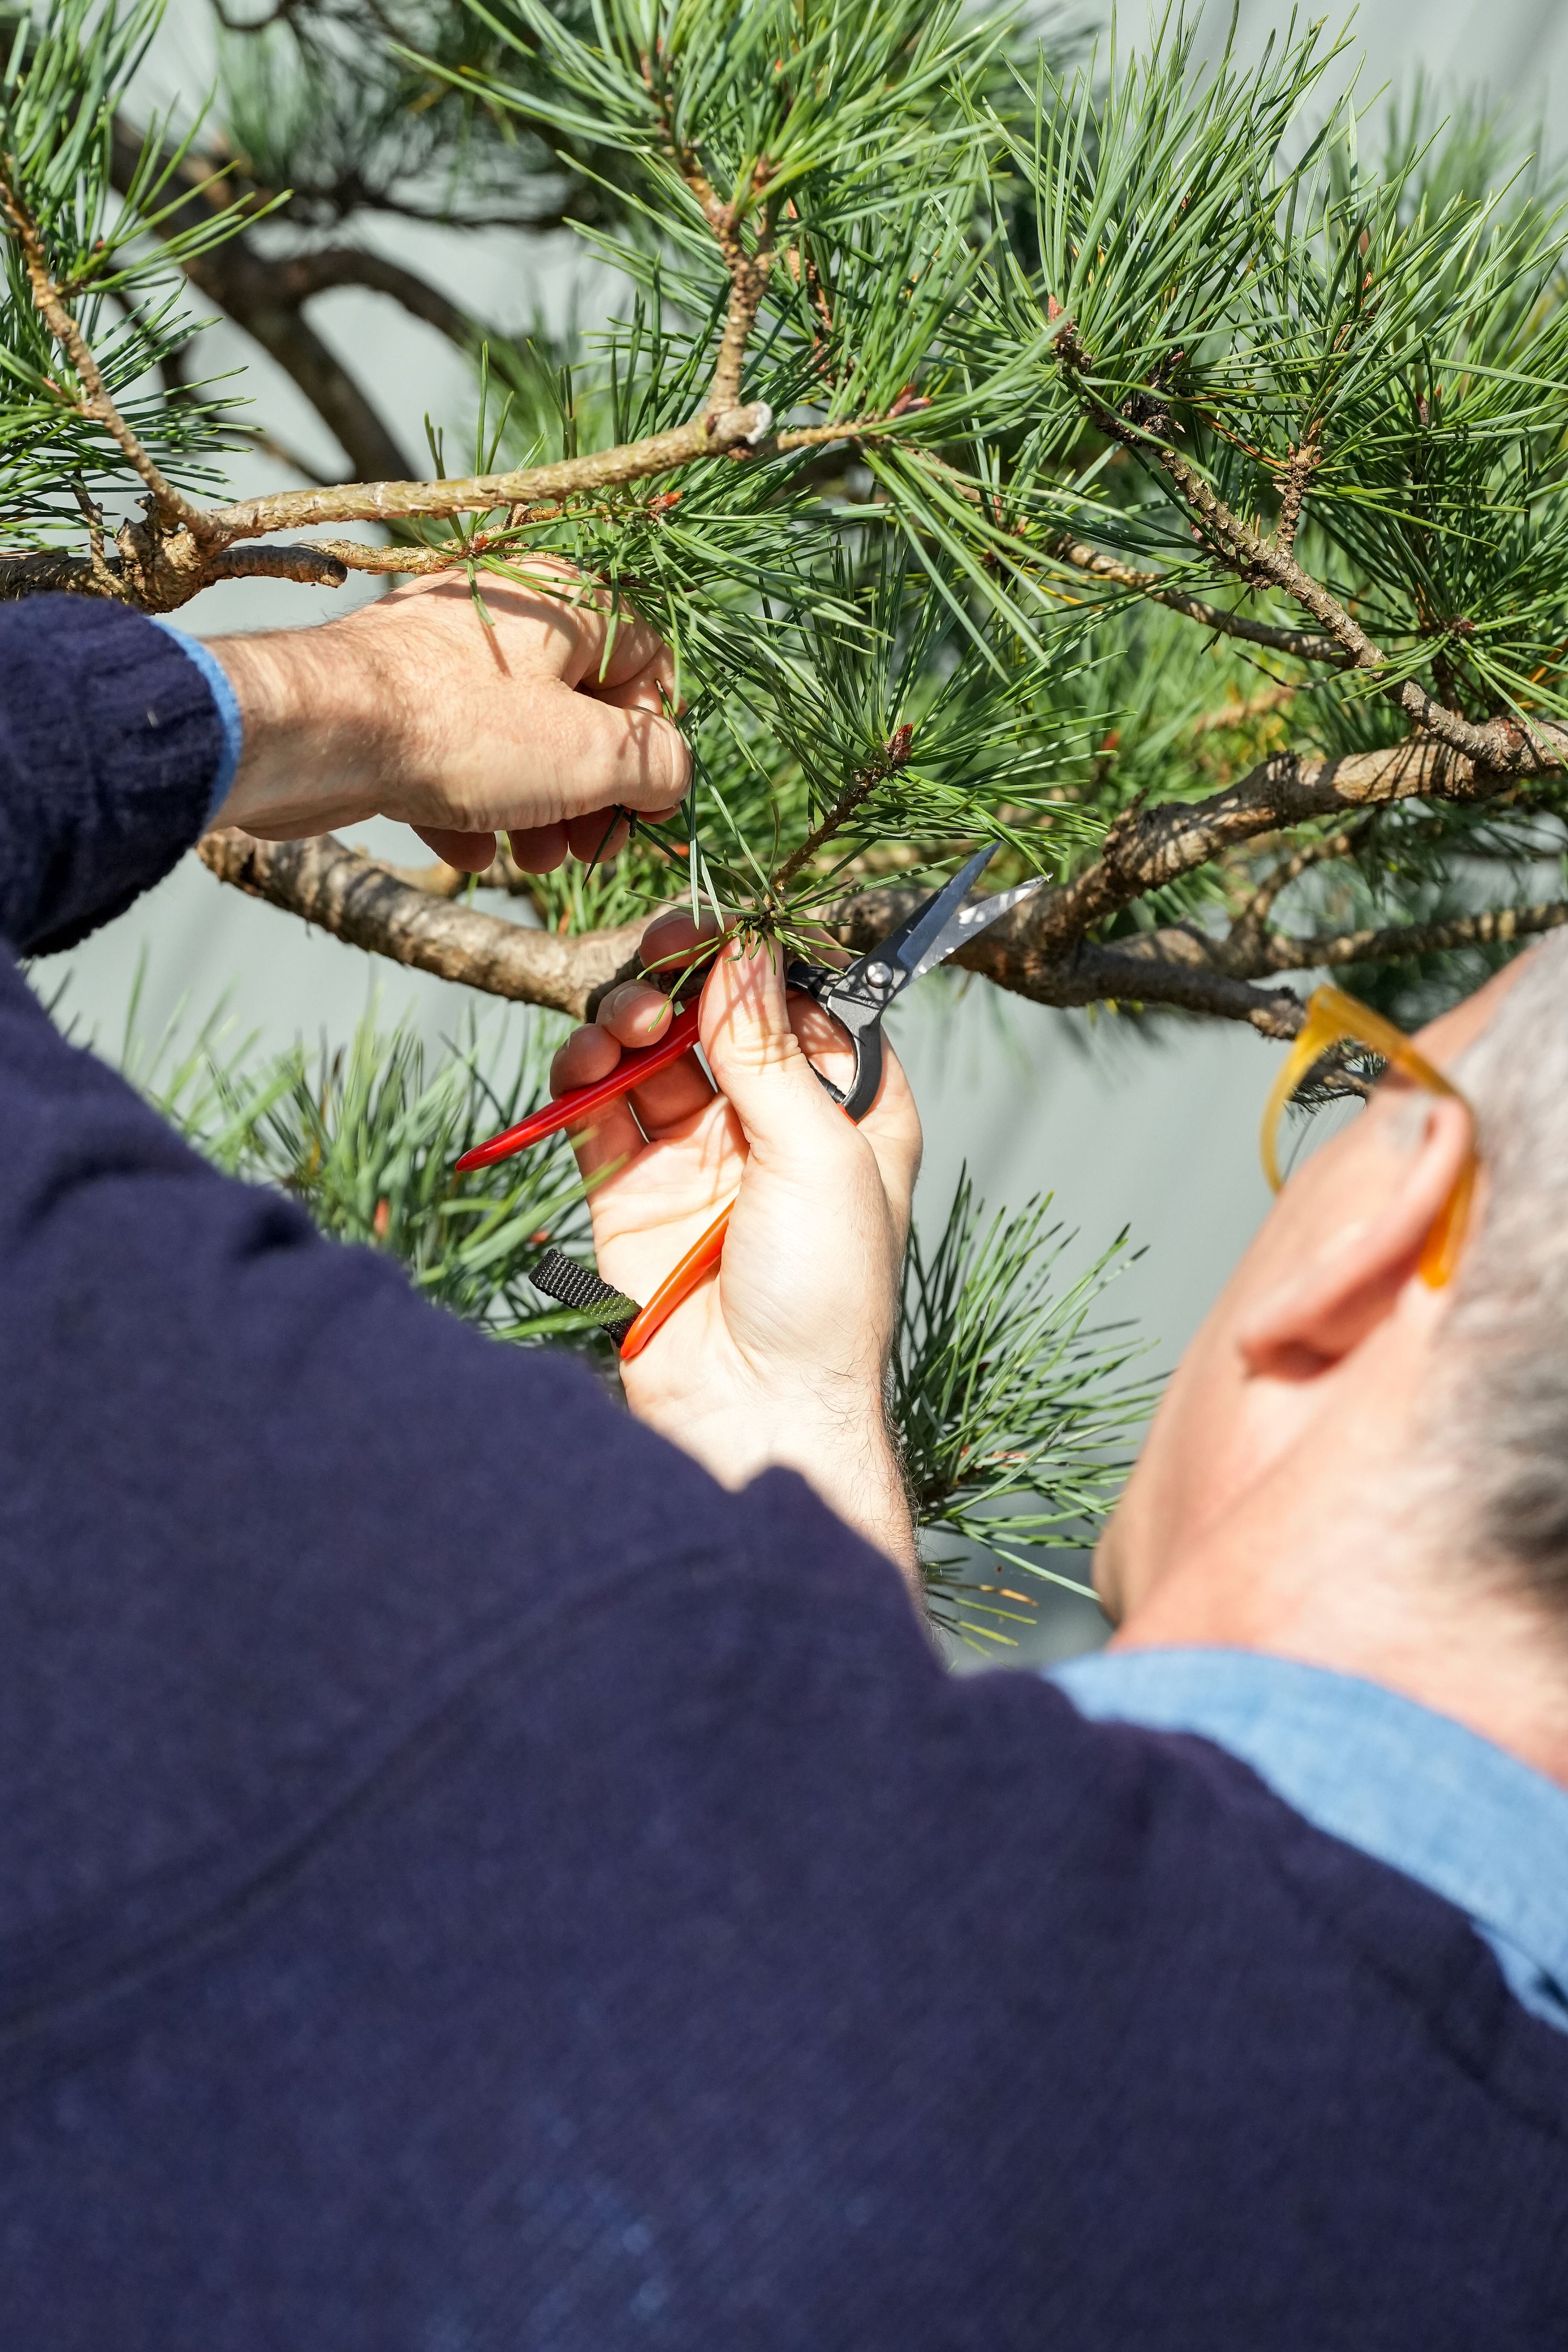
[208,566,689,871]
[550,912,923,1578]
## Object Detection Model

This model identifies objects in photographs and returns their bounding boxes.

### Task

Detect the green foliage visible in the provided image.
[371,5,1568,1025]
[896,1170,1148,1646]
[381,1,1107,946]
[142,1002,615,1343]
[0,0,247,540]
[15,3,1568,1014]
[457,0,1002,216]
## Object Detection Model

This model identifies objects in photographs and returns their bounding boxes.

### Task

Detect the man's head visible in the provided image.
[1097,935,1568,1749]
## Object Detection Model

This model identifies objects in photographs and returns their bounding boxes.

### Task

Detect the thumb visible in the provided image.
[699,933,845,1159]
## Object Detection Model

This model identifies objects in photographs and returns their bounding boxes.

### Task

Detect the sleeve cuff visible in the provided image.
[148,621,245,823]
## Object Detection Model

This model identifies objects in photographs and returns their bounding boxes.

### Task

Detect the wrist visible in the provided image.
[206,624,391,839]
[634,1382,919,1587]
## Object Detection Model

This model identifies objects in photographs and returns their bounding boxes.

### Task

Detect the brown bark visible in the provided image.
[0,543,350,602]
[197,831,650,1020]
[201,402,776,543]
[941,739,1524,989]
[1050,539,1344,667]
[1157,442,1546,775]
[826,887,1306,1037]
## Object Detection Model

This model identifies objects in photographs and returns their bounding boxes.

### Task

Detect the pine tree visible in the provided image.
[7,1,1565,1634]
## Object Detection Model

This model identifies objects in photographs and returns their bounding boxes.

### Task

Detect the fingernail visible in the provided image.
[598,984,670,1038]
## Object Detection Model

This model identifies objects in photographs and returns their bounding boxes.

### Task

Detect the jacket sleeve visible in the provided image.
[0,593,231,955]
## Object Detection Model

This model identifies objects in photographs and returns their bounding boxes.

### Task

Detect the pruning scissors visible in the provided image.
[455,843,1045,1359]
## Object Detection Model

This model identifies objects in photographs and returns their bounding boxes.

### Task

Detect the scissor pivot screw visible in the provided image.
[865,961,893,988]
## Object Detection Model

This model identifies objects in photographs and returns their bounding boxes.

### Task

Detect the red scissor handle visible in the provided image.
[454,1001,702,1174]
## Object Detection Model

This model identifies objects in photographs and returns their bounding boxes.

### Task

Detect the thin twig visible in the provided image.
[708,219,774,419]
[1158,441,1540,772]
[71,483,120,598]
[1221,820,1367,967]
[0,154,200,528]
[642,61,774,421]
[771,726,916,893]
[784,197,836,378]
[1050,318,1548,774]
[1050,538,1344,665]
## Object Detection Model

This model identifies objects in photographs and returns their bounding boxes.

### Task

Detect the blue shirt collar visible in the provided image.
[1050,1646,1568,2034]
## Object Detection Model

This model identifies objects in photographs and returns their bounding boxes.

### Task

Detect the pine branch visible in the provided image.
[195,829,650,1019]
[1272,432,1320,563]
[1221,822,1367,968]
[770,725,916,891]
[828,886,1305,1037]
[1050,312,1559,773]
[1063,940,1304,1036]
[0,152,202,532]
[0,542,349,602]
[191,824,1305,1040]
[639,47,776,418]
[1050,538,1344,666]
[1232,897,1568,977]
[1012,734,1562,968]
[1157,441,1550,774]
[200,400,778,539]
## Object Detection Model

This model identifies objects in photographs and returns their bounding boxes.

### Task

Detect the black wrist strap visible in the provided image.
[529,1249,642,1348]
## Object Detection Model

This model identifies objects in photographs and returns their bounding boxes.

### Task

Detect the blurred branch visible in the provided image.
[107,114,427,481]
[1223,821,1367,969]
[255,245,477,343]
[1235,896,1568,976]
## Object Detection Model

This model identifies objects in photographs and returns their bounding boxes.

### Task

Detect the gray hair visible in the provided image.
[1431,927,1568,1600]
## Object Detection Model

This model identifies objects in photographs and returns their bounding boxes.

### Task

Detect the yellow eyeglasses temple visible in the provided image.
[1259,985,1474,1289]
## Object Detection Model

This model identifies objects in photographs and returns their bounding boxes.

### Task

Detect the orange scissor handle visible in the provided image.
[618,1196,737,1361]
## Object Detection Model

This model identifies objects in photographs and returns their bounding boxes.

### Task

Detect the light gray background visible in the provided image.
[44,2,1557,1656]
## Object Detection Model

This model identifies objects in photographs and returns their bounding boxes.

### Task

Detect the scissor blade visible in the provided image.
[856,844,998,995]
[903,868,1051,984]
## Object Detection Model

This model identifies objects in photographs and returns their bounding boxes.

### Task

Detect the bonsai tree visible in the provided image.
[5,0,1564,1630]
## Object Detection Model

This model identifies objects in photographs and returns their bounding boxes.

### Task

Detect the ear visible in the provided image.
[1237,1095,1473,1379]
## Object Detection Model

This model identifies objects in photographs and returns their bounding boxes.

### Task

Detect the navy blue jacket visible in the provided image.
[2,594,1565,2349]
